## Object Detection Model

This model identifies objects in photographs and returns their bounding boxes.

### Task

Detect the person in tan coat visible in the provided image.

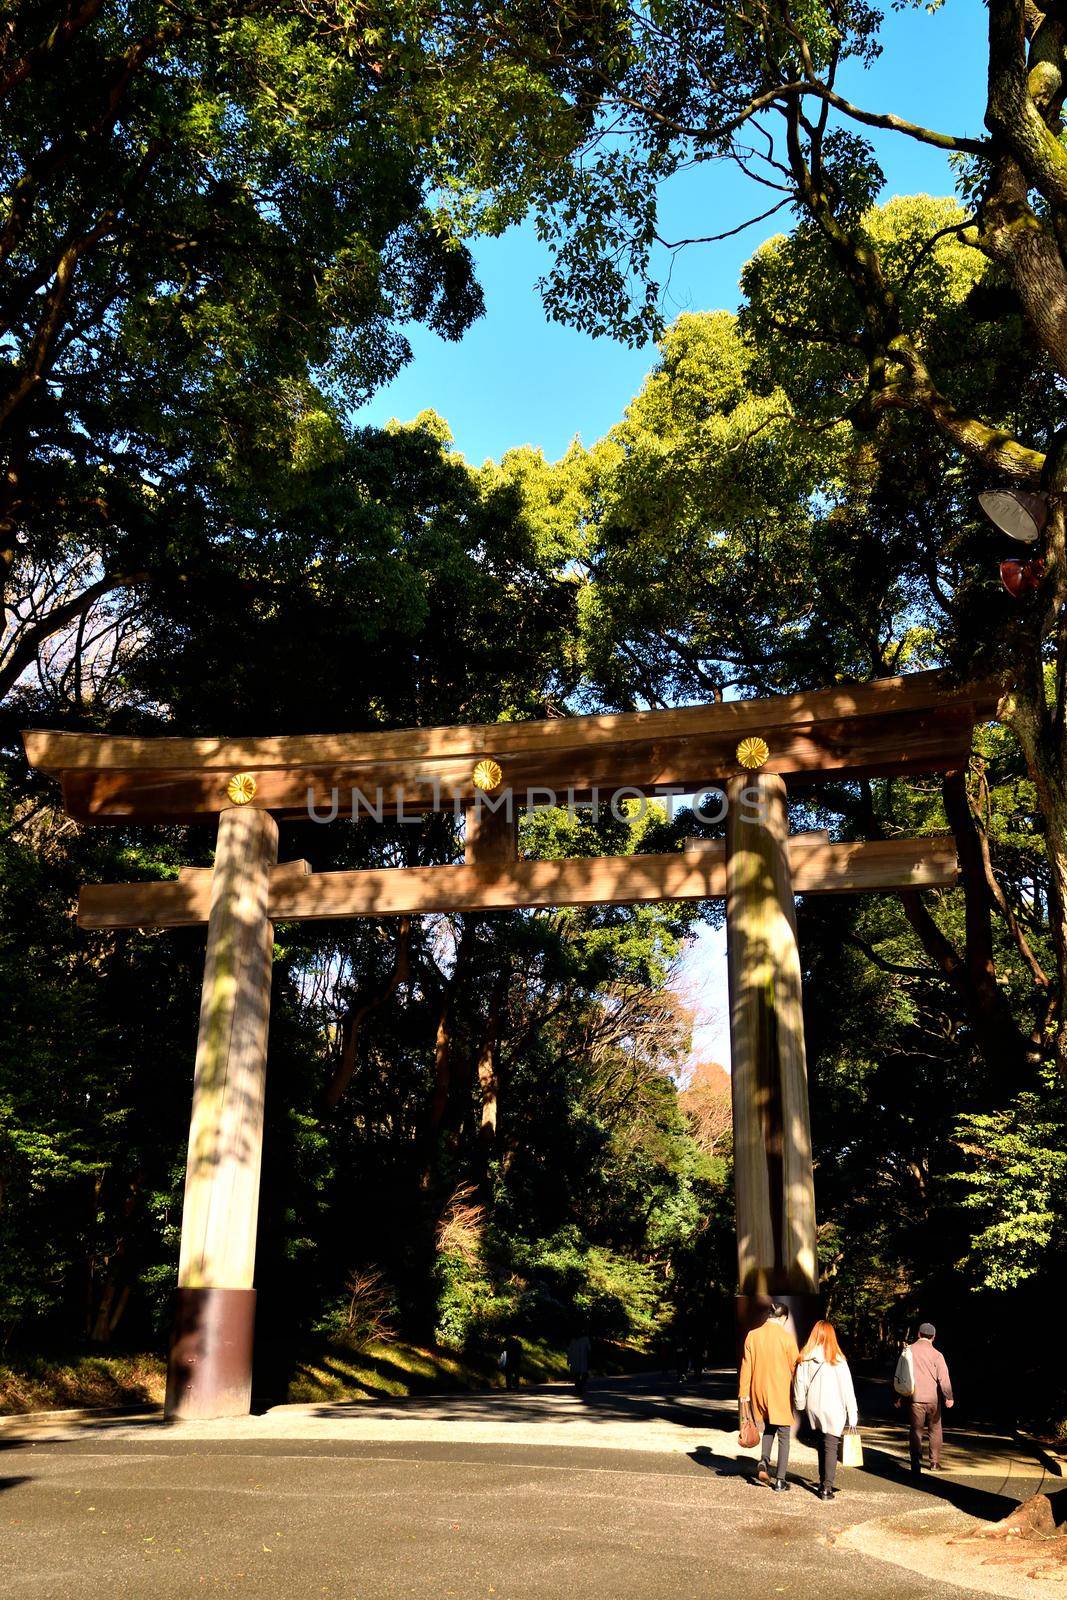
[739,1302,800,1491]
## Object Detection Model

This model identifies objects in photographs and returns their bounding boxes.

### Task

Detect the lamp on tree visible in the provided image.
[980,488,1049,599]
[979,488,1048,544]
[999,556,1045,599]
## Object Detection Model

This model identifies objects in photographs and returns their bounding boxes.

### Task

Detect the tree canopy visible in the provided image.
[3,3,1066,1429]
[0,0,599,703]
[451,0,1067,1079]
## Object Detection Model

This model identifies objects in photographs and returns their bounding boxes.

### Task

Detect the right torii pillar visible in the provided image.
[726,773,819,1349]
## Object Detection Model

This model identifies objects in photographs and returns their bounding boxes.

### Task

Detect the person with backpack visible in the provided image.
[739,1302,800,1492]
[793,1319,859,1501]
[894,1322,954,1475]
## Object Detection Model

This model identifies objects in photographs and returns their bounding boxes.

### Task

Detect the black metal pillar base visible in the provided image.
[165,1287,256,1420]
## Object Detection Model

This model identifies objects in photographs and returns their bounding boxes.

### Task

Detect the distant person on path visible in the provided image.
[502,1335,523,1392]
[793,1320,859,1502]
[739,1301,800,1492]
[567,1331,591,1395]
[904,1322,953,1475]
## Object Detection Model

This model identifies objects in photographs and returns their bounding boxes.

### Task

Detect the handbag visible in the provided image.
[738,1407,760,1450]
[841,1427,864,1468]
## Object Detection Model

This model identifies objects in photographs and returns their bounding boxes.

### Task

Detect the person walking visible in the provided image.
[502,1335,523,1392]
[567,1330,591,1395]
[793,1320,859,1501]
[739,1302,800,1492]
[905,1322,953,1475]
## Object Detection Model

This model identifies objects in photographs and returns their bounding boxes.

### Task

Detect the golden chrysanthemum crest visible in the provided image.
[736,737,770,770]
[472,758,503,793]
[226,772,258,805]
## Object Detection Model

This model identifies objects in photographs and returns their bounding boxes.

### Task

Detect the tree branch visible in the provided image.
[1,569,144,702]
[323,918,412,1111]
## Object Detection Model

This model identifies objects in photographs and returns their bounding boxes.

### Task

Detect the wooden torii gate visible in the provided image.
[23,671,996,1419]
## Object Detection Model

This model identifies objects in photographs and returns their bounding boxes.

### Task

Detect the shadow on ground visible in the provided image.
[302,1368,737,1428]
[688,1441,1026,1521]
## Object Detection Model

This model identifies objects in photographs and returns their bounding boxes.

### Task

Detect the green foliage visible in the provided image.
[0,1352,165,1416]
[133,417,582,736]
[739,197,1023,434]
[432,1249,509,1351]
[1,401,728,1376]
[3,21,1064,1429]
[949,1073,1067,1291]
[1,0,610,700]
[535,192,1063,1420]
[284,1336,524,1405]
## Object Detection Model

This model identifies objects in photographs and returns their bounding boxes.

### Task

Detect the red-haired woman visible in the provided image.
[794,1321,859,1501]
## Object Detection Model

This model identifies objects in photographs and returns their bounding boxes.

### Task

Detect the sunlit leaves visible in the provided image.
[949,1073,1067,1291]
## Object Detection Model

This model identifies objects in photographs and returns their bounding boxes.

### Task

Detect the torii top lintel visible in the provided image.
[22,670,999,826]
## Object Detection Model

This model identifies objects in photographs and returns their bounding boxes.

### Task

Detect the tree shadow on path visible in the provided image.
[687,1437,1037,1524]
[858,1442,1051,1521]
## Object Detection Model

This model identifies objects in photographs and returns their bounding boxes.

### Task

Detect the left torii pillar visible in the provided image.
[165,805,278,1420]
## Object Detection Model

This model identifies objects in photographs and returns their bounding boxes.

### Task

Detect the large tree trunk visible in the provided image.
[428,987,458,1133]
[86,1168,142,1345]
[854,779,1033,1084]
[1001,671,1067,1090]
[323,918,411,1111]
[998,439,1067,1089]
[421,920,476,1186]
[475,967,510,1160]
[939,770,1038,1082]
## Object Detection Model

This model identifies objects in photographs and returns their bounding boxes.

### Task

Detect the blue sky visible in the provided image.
[360,0,989,469]
[361,1,989,1065]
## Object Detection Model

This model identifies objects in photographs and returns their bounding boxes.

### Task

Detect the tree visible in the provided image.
[678,1060,732,1160]
[511,199,1060,1393]
[546,216,1052,1083]
[477,0,1067,1080]
[1,404,728,1362]
[128,412,585,734]
[0,0,606,705]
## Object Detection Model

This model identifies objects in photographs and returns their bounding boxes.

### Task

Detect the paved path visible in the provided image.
[0,1372,1055,1599]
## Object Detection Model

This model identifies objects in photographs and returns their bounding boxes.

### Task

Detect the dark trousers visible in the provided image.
[909,1400,943,1468]
[760,1423,791,1480]
[816,1431,842,1489]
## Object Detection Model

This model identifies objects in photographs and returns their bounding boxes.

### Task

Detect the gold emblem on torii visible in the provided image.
[736,737,770,770]
[226,773,258,805]
[472,758,503,792]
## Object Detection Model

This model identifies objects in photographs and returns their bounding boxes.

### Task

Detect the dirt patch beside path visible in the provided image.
[839,1503,1067,1598]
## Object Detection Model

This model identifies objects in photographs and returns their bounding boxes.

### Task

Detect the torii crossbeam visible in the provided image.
[23,670,997,1419]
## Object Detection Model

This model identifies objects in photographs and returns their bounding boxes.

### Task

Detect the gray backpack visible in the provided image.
[893,1343,915,1397]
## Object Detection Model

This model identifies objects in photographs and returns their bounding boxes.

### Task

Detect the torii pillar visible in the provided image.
[165,805,278,1419]
[726,774,819,1348]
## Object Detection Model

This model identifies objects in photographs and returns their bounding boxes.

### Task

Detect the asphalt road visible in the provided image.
[0,1430,1004,1600]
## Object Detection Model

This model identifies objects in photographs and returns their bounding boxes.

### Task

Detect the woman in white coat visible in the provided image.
[793,1320,859,1501]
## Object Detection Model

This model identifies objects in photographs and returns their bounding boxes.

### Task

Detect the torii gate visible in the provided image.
[22,671,996,1420]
